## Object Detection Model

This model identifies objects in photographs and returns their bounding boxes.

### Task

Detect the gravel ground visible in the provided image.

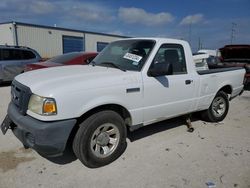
[0,84,250,188]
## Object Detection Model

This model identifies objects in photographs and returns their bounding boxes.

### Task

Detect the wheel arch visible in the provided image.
[201,87,230,122]
[76,104,132,127]
[66,103,132,152]
[218,85,232,95]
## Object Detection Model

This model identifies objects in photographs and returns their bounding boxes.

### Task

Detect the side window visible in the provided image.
[1,49,10,60]
[22,50,36,60]
[151,44,187,75]
[1,49,22,60]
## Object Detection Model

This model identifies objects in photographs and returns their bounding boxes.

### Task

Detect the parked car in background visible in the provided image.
[24,52,98,72]
[193,53,209,71]
[198,49,220,57]
[0,45,41,83]
[197,49,221,67]
[219,45,250,87]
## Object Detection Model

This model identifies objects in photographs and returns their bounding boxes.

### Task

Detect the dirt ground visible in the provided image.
[0,84,250,188]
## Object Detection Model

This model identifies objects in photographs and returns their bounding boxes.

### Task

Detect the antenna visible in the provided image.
[188,21,192,44]
[198,37,203,50]
[230,22,237,44]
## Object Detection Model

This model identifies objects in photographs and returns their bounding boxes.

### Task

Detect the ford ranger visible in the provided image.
[1,38,245,168]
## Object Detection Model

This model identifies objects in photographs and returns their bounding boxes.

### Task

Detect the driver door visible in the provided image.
[142,43,196,124]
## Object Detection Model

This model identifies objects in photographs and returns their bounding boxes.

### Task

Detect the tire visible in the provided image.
[73,110,127,168]
[202,91,229,122]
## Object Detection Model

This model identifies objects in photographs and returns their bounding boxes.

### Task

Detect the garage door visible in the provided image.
[63,36,85,54]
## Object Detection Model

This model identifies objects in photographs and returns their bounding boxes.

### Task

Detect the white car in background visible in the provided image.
[193,53,209,71]
[194,49,222,70]
[198,49,220,57]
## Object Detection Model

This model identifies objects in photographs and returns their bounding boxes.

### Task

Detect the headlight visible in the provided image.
[28,94,57,115]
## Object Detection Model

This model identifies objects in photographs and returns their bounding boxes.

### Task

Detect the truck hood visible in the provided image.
[220,45,250,63]
[15,65,140,97]
[24,62,62,72]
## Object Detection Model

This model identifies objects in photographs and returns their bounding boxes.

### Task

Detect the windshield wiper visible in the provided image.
[98,62,126,72]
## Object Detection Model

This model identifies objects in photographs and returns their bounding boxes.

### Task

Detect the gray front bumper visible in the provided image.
[7,102,77,157]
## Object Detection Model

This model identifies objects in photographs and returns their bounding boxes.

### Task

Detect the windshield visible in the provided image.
[47,52,82,64]
[92,39,155,71]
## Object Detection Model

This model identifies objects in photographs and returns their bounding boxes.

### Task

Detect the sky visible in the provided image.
[0,0,250,51]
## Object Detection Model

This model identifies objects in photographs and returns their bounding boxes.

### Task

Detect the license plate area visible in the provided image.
[1,115,12,135]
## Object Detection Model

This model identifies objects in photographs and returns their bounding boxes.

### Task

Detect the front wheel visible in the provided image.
[202,91,229,122]
[73,110,127,168]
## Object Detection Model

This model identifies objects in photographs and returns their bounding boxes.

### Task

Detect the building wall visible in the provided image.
[16,25,85,58]
[0,23,15,45]
[0,23,126,58]
[85,33,122,52]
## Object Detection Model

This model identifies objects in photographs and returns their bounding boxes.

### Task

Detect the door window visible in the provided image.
[22,50,36,59]
[1,49,22,60]
[1,49,36,61]
[152,44,187,75]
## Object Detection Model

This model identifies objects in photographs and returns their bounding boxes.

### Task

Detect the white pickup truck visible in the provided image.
[1,38,245,168]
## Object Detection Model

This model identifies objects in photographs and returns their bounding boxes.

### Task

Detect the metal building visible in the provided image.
[0,21,127,58]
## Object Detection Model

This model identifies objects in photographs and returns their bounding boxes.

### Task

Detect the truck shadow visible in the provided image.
[43,145,77,165]
[128,115,200,142]
[43,115,201,165]
[244,84,250,91]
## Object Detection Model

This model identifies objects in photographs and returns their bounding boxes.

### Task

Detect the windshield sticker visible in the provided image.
[123,53,142,62]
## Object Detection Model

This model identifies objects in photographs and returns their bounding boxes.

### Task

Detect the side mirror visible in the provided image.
[148,63,173,77]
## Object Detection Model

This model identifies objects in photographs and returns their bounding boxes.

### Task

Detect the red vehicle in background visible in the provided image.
[219,45,250,89]
[24,52,98,72]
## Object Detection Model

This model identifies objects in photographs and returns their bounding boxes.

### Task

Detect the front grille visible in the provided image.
[11,80,32,115]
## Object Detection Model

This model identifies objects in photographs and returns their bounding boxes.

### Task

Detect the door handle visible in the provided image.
[185,80,193,85]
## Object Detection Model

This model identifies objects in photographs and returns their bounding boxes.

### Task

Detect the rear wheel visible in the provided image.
[202,91,229,122]
[73,110,127,168]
